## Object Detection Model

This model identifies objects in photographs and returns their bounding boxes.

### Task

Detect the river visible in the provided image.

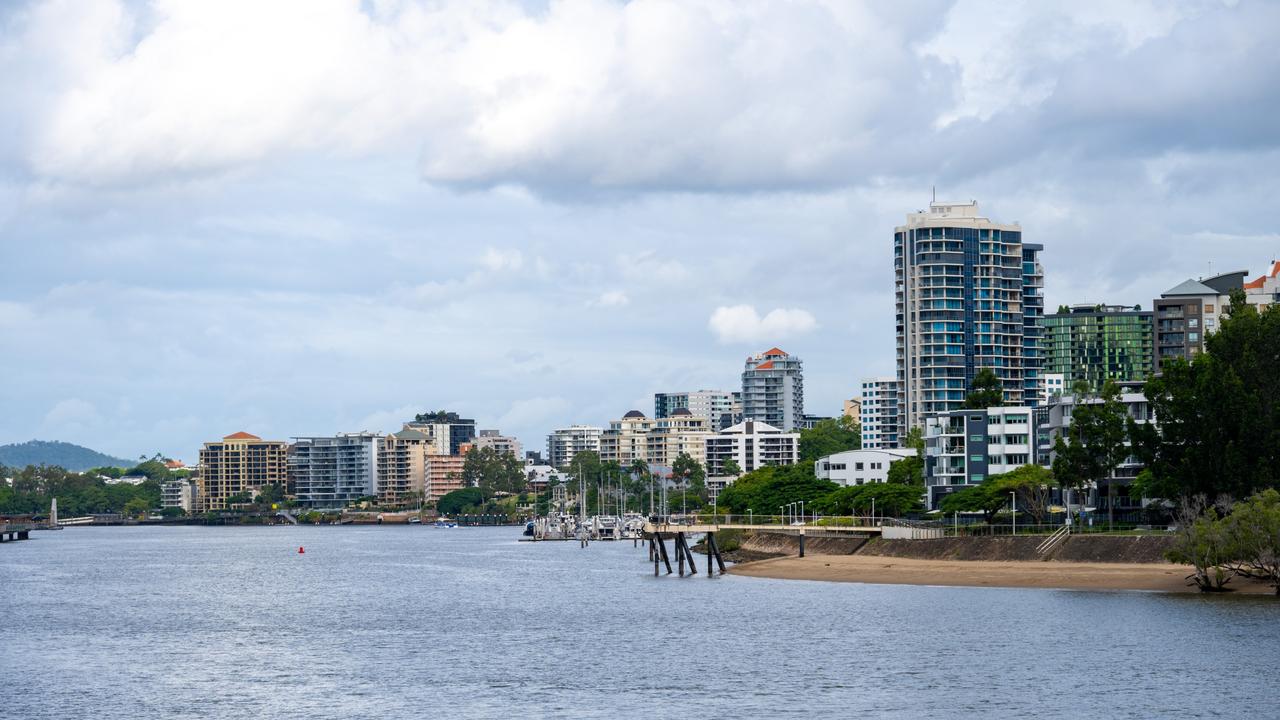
[1,525,1276,718]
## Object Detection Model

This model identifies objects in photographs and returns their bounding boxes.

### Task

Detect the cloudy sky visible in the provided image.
[2,0,1278,462]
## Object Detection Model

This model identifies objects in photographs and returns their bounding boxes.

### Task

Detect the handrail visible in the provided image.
[1036,525,1071,555]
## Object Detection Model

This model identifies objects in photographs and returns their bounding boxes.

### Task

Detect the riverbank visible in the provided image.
[728,553,1276,594]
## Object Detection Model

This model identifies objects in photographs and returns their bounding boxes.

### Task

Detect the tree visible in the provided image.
[1052,381,1129,528]
[256,483,285,506]
[123,497,151,518]
[463,446,525,495]
[127,456,172,482]
[1131,290,1280,502]
[799,416,860,462]
[437,487,485,516]
[672,452,705,485]
[815,483,922,517]
[1166,496,1236,592]
[885,427,925,486]
[720,458,742,478]
[963,368,1005,409]
[716,462,836,517]
[989,464,1054,524]
[938,484,1006,523]
[1222,489,1280,594]
[225,491,252,506]
[937,465,1054,524]
[414,410,463,423]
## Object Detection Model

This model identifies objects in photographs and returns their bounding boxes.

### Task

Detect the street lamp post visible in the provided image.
[748,508,753,526]
[799,500,805,526]
[1011,491,1017,536]
[778,505,783,524]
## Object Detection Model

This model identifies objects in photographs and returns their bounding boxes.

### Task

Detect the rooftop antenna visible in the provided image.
[931,185,935,203]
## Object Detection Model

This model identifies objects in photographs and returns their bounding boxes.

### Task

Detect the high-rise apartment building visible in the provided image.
[741,348,804,431]
[895,200,1043,436]
[426,447,469,502]
[859,377,900,449]
[289,432,384,508]
[377,427,433,507]
[1044,304,1154,390]
[196,432,288,511]
[1153,271,1243,372]
[599,411,654,466]
[646,409,710,467]
[654,390,740,430]
[546,425,602,469]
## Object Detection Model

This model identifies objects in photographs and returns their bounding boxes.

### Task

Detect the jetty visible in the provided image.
[0,522,35,543]
[643,517,889,578]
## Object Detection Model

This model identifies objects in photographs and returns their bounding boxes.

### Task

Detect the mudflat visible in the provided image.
[728,554,1276,594]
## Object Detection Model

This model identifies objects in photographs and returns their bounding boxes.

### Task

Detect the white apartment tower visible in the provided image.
[860,377,901,449]
[289,432,384,508]
[546,425,603,469]
[741,348,804,431]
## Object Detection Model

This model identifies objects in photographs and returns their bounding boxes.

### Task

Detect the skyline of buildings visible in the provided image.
[158,198,1279,515]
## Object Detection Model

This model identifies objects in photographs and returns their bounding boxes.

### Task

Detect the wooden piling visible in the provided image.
[656,532,673,575]
[708,533,727,574]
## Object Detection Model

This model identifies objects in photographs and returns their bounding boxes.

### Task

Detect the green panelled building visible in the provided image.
[1043,304,1155,391]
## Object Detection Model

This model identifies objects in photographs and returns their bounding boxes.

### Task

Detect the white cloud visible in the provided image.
[479,247,524,272]
[43,398,100,426]
[16,0,947,190]
[708,305,817,344]
[355,405,420,434]
[589,290,629,307]
[498,396,571,431]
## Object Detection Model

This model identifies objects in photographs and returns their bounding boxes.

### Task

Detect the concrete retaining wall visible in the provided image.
[857,534,1178,564]
[739,532,869,557]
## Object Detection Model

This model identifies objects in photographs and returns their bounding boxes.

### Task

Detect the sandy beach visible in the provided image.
[728,554,1276,594]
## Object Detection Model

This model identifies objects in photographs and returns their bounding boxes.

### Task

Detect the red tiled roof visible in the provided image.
[762,347,787,357]
[223,431,261,440]
[755,360,775,370]
[1245,261,1280,289]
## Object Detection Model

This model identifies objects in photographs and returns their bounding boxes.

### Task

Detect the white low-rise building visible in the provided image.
[161,478,199,514]
[815,448,917,486]
[523,460,568,490]
[704,420,799,477]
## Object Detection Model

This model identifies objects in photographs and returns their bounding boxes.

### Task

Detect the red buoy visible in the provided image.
[298,546,305,554]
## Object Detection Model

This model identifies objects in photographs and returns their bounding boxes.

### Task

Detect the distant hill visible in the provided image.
[0,440,135,472]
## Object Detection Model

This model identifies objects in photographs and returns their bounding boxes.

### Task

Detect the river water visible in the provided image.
[1,526,1276,719]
